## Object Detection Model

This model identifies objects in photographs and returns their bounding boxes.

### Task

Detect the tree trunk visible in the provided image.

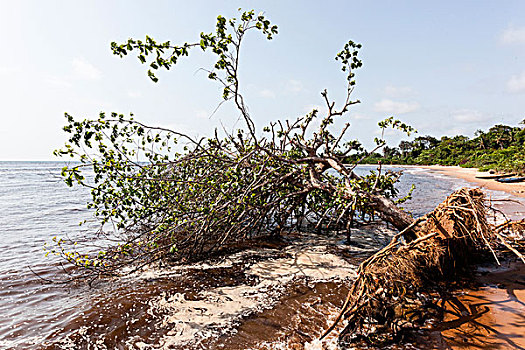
[368,193,417,239]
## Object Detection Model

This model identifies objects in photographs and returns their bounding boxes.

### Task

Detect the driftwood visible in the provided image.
[321,187,525,345]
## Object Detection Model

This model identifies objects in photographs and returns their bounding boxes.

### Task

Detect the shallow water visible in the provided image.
[440,262,525,349]
[0,162,99,349]
[0,162,523,349]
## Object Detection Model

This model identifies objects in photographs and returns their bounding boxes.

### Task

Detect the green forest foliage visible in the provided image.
[359,121,525,174]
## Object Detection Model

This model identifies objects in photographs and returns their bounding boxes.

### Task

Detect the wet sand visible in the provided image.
[440,263,525,349]
[407,165,525,349]
[397,165,525,221]
[46,227,394,349]
[39,165,523,349]
[150,166,525,349]
[407,165,525,198]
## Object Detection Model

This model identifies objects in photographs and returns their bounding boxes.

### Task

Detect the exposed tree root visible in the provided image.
[321,187,525,346]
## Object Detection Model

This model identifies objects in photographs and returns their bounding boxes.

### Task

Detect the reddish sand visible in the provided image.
[409,165,525,198]
[440,263,525,349]
[409,165,525,349]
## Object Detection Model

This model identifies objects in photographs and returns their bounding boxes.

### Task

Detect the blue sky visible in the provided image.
[1,0,524,160]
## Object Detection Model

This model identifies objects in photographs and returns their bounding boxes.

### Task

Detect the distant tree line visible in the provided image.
[355,120,525,174]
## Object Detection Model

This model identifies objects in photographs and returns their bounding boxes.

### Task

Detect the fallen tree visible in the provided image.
[321,188,525,346]
[48,9,525,346]
[51,9,416,277]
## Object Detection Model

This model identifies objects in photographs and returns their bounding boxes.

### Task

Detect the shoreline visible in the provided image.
[9,163,523,349]
[401,164,525,198]
[406,165,525,349]
[440,262,525,349]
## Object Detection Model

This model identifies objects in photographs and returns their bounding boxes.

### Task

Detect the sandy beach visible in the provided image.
[404,165,525,349]
[440,263,525,349]
[406,165,525,198]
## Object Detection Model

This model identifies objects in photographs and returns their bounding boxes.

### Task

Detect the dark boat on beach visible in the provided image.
[475,173,515,180]
[496,176,525,183]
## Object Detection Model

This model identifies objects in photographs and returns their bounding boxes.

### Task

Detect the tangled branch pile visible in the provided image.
[47,9,525,347]
[322,188,525,345]
[50,10,416,277]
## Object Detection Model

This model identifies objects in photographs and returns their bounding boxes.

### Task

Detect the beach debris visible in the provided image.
[52,13,419,281]
[321,187,525,346]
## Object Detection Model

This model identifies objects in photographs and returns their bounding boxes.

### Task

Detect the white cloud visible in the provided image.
[445,126,469,136]
[374,99,419,114]
[259,88,276,98]
[194,109,209,119]
[501,26,525,45]
[351,113,371,120]
[127,90,142,98]
[383,85,414,98]
[303,104,325,114]
[72,58,102,80]
[286,79,305,93]
[44,75,72,89]
[507,71,525,93]
[0,66,19,75]
[450,109,487,123]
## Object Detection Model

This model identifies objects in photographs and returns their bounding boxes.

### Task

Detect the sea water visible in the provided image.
[0,162,522,349]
